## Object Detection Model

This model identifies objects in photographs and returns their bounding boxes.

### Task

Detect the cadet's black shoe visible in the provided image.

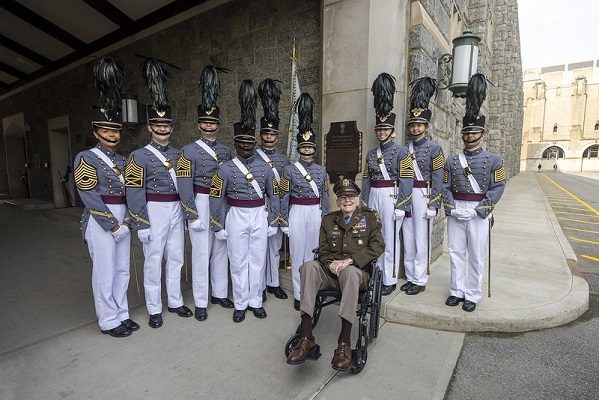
[399,281,413,291]
[294,299,301,311]
[148,313,163,328]
[262,290,267,303]
[462,300,476,312]
[267,285,288,299]
[248,306,267,318]
[406,284,425,295]
[211,296,235,309]
[381,284,397,296]
[121,319,140,332]
[195,307,207,321]
[101,323,131,338]
[233,309,246,323]
[445,296,465,307]
[168,305,193,317]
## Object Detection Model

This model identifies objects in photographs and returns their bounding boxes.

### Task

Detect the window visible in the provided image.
[583,145,599,159]
[594,123,599,131]
[542,146,564,160]
[553,125,558,133]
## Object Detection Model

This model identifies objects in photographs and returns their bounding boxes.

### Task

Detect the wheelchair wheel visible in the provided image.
[351,340,368,374]
[285,333,301,357]
[369,266,383,340]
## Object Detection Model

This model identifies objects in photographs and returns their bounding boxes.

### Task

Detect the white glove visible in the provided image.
[393,209,405,221]
[424,209,437,220]
[267,226,278,237]
[450,209,459,217]
[111,225,130,243]
[189,219,205,232]
[214,229,228,241]
[280,227,290,236]
[457,209,478,221]
[137,228,152,244]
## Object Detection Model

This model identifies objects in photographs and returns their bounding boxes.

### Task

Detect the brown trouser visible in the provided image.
[299,261,363,323]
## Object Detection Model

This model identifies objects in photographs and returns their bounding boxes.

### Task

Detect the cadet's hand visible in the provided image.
[424,208,437,219]
[280,227,290,236]
[189,219,205,232]
[457,209,477,221]
[450,209,459,218]
[267,226,278,237]
[214,229,228,241]
[111,225,130,243]
[393,209,406,221]
[137,228,152,244]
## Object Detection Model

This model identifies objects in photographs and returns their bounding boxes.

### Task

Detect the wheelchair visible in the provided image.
[284,257,383,374]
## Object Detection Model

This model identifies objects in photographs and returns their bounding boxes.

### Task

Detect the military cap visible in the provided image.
[333,178,361,196]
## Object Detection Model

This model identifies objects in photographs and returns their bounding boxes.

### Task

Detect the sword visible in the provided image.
[488,216,492,297]
[131,241,141,298]
[184,220,189,282]
[426,181,431,276]
[392,181,398,278]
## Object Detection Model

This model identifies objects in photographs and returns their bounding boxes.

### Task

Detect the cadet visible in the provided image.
[256,78,290,301]
[362,73,413,296]
[402,77,444,295]
[286,179,384,370]
[443,74,506,312]
[177,65,233,322]
[74,57,138,338]
[280,93,329,311]
[126,58,192,328]
[209,80,281,323]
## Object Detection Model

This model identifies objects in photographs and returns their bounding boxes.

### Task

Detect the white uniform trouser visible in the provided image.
[189,193,229,307]
[447,200,490,303]
[262,229,283,290]
[403,188,432,286]
[226,206,267,310]
[143,201,185,315]
[85,204,130,331]
[369,187,403,286]
[289,204,320,300]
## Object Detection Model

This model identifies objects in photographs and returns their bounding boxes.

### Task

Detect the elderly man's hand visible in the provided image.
[328,258,354,276]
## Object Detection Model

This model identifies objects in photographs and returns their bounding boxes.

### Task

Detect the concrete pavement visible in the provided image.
[0,171,589,399]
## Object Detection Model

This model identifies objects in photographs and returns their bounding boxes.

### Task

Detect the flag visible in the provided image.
[286,40,301,162]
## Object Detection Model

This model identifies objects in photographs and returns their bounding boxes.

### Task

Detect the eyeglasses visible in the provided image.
[337,194,357,200]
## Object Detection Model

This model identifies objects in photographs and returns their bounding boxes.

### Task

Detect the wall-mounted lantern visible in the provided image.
[437,30,481,98]
[121,94,138,129]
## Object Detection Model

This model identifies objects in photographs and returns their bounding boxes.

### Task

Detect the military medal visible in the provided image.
[357,239,363,245]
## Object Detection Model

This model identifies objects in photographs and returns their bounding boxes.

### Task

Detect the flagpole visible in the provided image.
[287,38,301,162]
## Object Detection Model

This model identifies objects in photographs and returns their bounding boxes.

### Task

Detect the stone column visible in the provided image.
[321,0,410,209]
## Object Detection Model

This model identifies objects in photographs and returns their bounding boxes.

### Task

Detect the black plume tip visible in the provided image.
[372,72,396,118]
[464,73,487,123]
[258,79,282,126]
[238,79,257,132]
[93,56,125,120]
[409,77,437,110]
[140,56,171,112]
[296,93,314,134]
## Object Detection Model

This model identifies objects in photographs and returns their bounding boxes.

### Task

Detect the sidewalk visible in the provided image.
[0,171,588,399]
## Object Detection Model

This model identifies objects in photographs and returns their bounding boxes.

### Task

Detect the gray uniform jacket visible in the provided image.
[177,137,232,219]
[74,144,128,243]
[443,147,506,218]
[279,160,329,227]
[125,141,181,230]
[361,141,414,211]
[409,136,445,208]
[209,154,281,231]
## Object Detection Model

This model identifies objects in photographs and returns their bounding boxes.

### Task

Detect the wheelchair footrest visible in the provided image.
[308,345,322,361]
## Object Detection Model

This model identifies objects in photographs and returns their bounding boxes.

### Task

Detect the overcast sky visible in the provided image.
[518,0,599,68]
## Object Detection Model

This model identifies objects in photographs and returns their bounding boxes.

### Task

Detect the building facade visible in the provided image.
[521,60,599,172]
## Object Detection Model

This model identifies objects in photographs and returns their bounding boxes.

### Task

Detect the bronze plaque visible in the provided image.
[324,121,362,183]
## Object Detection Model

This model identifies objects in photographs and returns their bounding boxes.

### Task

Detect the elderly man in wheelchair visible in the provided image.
[286,178,385,371]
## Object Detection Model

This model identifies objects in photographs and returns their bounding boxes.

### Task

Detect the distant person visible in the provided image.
[553,163,558,172]
[537,163,541,172]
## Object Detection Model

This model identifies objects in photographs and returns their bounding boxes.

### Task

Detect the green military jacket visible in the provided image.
[318,206,385,289]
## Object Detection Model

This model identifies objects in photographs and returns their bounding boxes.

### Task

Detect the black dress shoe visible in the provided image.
[168,305,193,317]
[400,281,413,291]
[233,309,246,323]
[121,318,140,331]
[195,307,207,321]
[248,306,267,318]
[406,284,425,295]
[294,299,300,311]
[462,300,477,312]
[381,284,397,296]
[148,313,163,328]
[101,323,131,338]
[211,296,234,309]
[445,296,465,307]
[267,285,288,299]
[262,290,267,303]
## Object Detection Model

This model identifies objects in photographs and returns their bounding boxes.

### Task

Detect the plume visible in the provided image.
[258,79,282,126]
[199,65,223,112]
[371,73,396,117]
[296,93,314,134]
[93,56,124,120]
[238,79,257,132]
[464,73,487,124]
[409,77,438,110]
[140,57,170,111]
